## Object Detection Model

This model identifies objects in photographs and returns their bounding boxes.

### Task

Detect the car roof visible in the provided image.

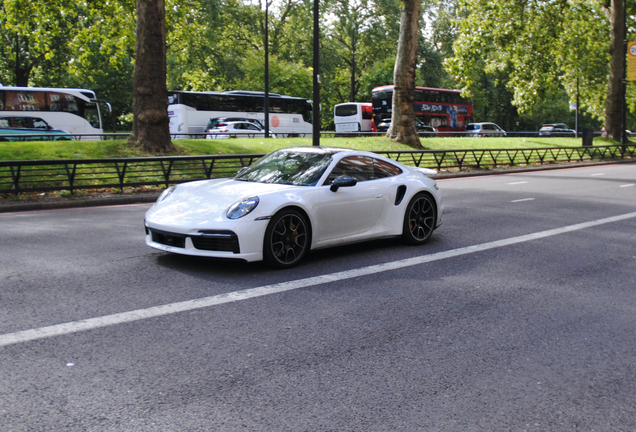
[214,121,262,127]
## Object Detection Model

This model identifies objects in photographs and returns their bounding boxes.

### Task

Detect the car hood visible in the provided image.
[146,178,295,224]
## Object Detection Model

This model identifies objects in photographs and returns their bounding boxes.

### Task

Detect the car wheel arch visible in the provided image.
[401,190,438,244]
[263,206,313,268]
[267,205,314,248]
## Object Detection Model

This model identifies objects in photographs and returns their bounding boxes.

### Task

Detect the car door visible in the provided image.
[313,156,390,241]
[245,122,261,138]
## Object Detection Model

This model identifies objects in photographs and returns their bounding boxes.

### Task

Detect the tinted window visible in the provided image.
[4,91,46,111]
[335,104,358,117]
[48,92,79,114]
[33,118,49,129]
[325,156,375,184]
[373,158,402,178]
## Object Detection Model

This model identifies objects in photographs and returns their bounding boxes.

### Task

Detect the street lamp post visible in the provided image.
[312,0,320,146]
[264,0,270,138]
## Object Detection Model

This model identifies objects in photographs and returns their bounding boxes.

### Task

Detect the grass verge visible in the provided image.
[0,135,620,161]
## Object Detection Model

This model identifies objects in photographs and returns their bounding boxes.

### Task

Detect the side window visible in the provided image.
[373,158,402,179]
[324,156,374,185]
[33,119,48,129]
[11,117,28,128]
[246,123,259,130]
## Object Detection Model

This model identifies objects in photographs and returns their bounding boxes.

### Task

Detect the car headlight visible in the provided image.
[157,185,177,203]
[227,196,259,219]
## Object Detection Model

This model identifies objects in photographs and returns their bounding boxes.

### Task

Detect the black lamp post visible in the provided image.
[264,0,270,138]
[312,0,320,146]
[621,0,627,146]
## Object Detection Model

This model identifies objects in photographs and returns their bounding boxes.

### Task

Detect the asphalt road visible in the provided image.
[1,163,635,431]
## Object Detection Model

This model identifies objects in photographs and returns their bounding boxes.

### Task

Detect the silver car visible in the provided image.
[539,123,576,137]
[465,122,506,137]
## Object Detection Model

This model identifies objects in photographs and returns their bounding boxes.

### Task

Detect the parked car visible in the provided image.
[375,118,438,136]
[465,122,506,137]
[206,121,276,139]
[207,117,263,130]
[144,147,443,268]
[0,116,73,141]
[539,123,576,137]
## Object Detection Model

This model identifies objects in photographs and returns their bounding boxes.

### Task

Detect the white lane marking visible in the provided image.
[512,198,535,203]
[620,184,635,188]
[2,211,636,348]
[507,181,528,185]
[591,173,605,176]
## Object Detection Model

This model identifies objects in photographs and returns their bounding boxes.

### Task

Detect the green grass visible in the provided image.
[0,135,622,161]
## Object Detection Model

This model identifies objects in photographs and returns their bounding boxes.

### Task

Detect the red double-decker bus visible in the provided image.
[371,85,473,134]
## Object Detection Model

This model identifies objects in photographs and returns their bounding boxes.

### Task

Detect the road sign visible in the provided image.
[628,42,636,81]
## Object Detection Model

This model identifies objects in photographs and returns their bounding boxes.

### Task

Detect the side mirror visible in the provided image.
[330,176,357,192]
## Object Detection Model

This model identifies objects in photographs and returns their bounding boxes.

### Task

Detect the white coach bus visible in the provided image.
[167,90,313,138]
[0,86,108,139]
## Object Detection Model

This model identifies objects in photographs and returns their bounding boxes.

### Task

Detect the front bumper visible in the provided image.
[144,219,269,262]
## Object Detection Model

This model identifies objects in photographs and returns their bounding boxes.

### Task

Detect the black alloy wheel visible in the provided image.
[402,192,436,245]
[264,209,309,268]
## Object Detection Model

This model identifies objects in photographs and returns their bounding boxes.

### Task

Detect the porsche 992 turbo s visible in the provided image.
[144,147,443,268]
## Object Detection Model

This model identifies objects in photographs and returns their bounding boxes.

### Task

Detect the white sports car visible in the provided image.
[144,147,444,268]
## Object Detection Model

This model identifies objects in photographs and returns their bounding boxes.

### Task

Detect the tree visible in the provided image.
[446,0,632,138]
[128,0,175,153]
[604,0,624,139]
[386,0,421,147]
[0,0,82,86]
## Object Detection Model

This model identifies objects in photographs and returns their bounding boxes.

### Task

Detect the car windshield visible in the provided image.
[235,149,335,186]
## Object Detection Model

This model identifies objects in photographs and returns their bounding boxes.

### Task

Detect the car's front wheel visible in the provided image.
[402,193,436,245]
[263,209,310,268]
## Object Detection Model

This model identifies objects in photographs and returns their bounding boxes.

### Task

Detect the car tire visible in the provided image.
[402,192,436,245]
[263,208,310,268]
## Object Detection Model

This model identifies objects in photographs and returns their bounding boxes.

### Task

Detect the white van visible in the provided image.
[334,102,375,133]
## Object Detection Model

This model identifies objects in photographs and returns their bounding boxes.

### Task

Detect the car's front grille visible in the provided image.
[149,228,240,253]
[191,230,240,253]
[151,229,186,248]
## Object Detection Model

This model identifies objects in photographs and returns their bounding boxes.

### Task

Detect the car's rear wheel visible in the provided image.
[402,192,436,245]
[263,209,309,268]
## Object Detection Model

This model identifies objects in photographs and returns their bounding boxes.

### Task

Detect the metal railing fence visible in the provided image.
[1,144,634,195]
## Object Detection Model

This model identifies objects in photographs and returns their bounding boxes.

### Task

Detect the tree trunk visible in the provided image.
[603,0,624,140]
[386,0,421,148]
[128,0,175,154]
[349,31,357,102]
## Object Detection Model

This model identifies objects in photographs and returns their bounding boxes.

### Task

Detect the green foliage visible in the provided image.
[446,0,633,127]
[0,0,620,139]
